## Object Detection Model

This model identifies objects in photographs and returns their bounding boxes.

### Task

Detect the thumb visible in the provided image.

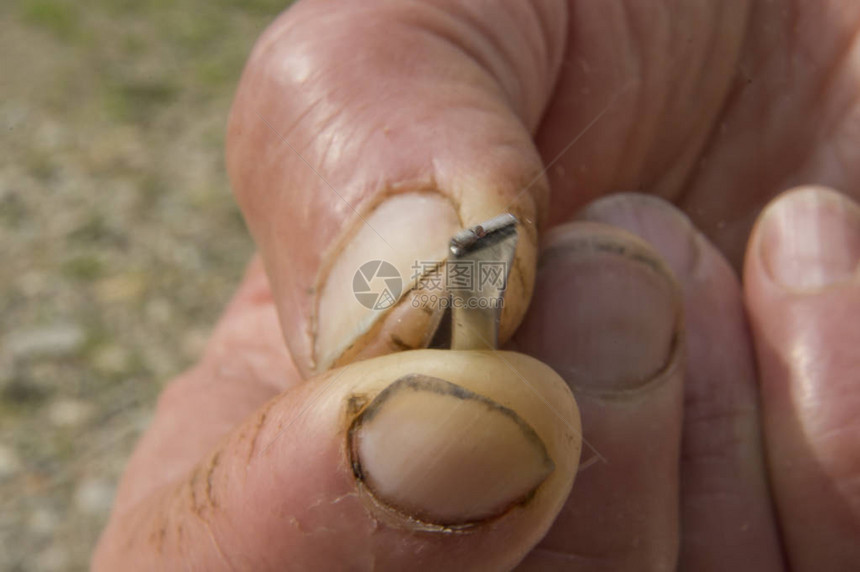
[226,0,567,376]
[93,350,581,571]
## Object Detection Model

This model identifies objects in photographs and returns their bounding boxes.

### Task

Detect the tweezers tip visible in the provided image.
[449,213,518,257]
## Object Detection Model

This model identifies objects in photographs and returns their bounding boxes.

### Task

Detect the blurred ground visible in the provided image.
[0,1,289,569]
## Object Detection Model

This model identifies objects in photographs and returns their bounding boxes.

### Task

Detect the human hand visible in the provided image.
[94,1,860,569]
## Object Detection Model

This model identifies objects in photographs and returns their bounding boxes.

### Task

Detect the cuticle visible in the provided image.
[539,231,678,285]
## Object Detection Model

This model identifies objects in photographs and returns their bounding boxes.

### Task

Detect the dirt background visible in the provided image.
[0,1,291,569]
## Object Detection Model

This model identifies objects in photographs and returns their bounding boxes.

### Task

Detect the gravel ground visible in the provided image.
[1,1,289,569]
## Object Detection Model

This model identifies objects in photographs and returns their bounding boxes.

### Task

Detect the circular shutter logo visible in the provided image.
[352,260,403,310]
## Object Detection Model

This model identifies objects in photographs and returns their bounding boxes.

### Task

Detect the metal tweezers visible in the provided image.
[445,213,518,351]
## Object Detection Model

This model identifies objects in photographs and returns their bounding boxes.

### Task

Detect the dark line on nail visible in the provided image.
[346,374,555,529]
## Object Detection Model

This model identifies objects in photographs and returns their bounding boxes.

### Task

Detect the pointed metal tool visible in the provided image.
[448,213,519,350]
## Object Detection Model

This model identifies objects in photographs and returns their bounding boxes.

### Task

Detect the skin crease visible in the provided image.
[537,0,860,267]
[95,0,860,569]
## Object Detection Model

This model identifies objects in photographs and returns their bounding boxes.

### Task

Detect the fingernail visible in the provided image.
[349,374,554,528]
[315,192,460,372]
[515,224,682,394]
[579,193,702,282]
[759,187,860,291]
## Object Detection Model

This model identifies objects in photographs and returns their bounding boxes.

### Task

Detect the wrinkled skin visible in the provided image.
[541,0,860,265]
[94,1,860,570]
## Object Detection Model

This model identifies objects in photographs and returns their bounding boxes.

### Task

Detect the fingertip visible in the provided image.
[743,186,860,569]
[579,192,784,570]
[249,350,581,569]
[514,217,685,569]
[339,350,581,538]
[98,350,581,571]
[524,221,683,394]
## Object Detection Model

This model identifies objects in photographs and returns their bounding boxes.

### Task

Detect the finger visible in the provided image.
[227,0,568,377]
[580,194,783,571]
[510,223,684,570]
[744,186,860,569]
[93,350,581,571]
